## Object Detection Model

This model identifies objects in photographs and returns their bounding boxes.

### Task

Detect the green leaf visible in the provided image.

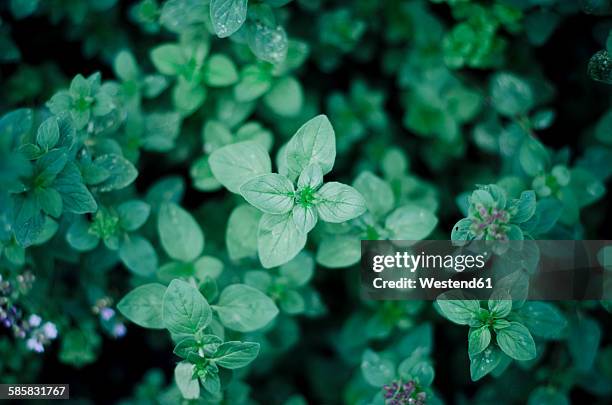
[436,292,480,325]
[119,235,158,277]
[297,164,323,191]
[66,217,99,251]
[263,76,303,117]
[409,362,435,386]
[292,204,317,234]
[203,54,238,87]
[117,200,151,231]
[210,0,248,38]
[234,64,273,102]
[226,204,261,261]
[240,173,295,214]
[516,302,567,339]
[588,50,612,84]
[114,50,139,82]
[157,262,194,284]
[235,122,273,150]
[203,120,233,152]
[159,0,208,33]
[360,349,395,387]
[522,198,563,235]
[385,205,438,240]
[37,149,68,182]
[162,279,212,335]
[0,108,33,140]
[257,212,307,268]
[145,176,185,209]
[36,117,60,150]
[496,321,536,361]
[214,284,279,332]
[468,326,491,357]
[94,154,138,192]
[568,315,601,372]
[279,252,315,288]
[451,218,472,241]
[285,115,336,180]
[191,156,222,191]
[490,72,534,116]
[12,196,44,247]
[201,371,220,394]
[381,147,409,179]
[528,386,569,405]
[53,162,97,214]
[315,182,366,223]
[519,137,549,177]
[353,171,394,219]
[488,289,512,318]
[209,141,272,193]
[247,22,288,64]
[280,290,305,314]
[117,283,167,329]
[174,361,200,400]
[151,44,185,75]
[569,168,605,207]
[142,112,182,152]
[244,270,272,291]
[194,256,224,280]
[9,0,40,19]
[511,191,537,223]
[173,78,206,114]
[173,337,200,359]
[211,341,260,369]
[59,329,99,367]
[36,187,62,218]
[470,346,502,381]
[316,234,361,268]
[143,75,168,98]
[158,202,204,262]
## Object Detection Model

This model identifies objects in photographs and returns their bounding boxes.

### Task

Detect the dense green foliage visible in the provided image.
[0,0,611,404]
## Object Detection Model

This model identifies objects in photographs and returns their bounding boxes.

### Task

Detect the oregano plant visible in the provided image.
[0,0,611,404]
[210,115,367,268]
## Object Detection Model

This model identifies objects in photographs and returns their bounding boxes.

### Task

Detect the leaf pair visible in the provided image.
[119,280,278,334]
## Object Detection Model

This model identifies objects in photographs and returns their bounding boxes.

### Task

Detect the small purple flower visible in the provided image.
[28,314,42,327]
[26,337,44,353]
[42,322,58,340]
[382,379,426,405]
[100,307,115,321]
[113,323,127,338]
